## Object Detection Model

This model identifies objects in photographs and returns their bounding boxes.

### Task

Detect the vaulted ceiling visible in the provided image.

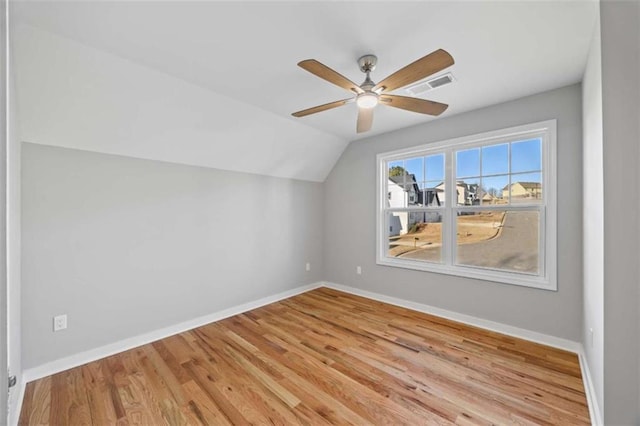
[11,1,597,181]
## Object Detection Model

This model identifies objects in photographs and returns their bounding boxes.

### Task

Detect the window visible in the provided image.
[376,120,557,290]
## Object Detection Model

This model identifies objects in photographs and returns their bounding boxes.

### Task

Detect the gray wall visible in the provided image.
[600,1,640,424]
[7,12,21,424]
[1,0,7,422]
[581,9,604,420]
[21,143,324,369]
[324,84,583,341]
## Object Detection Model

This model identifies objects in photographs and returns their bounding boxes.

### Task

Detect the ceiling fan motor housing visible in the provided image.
[358,54,378,94]
[358,54,378,73]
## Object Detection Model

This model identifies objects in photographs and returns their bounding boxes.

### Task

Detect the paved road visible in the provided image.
[400,211,538,273]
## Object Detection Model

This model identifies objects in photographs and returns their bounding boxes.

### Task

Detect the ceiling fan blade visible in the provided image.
[298,60,364,94]
[373,49,454,93]
[357,107,373,133]
[292,98,352,117]
[379,94,448,116]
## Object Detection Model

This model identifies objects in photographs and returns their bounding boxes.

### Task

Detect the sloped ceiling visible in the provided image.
[11,1,597,181]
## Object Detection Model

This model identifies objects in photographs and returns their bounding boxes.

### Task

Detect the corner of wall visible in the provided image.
[1,0,8,423]
[7,10,23,424]
[577,345,603,425]
[581,5,605,421]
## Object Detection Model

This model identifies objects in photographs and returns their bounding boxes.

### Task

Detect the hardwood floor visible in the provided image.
[19,287,591,425]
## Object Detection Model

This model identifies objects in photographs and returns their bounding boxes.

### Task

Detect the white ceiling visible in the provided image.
[13,1,597,142]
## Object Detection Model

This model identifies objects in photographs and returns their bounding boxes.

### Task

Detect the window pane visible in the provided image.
[404,157,424,182]
[455,178,480,206]
[388,211,442,263]
[481,175,509,205]
[456,210,539,274]
[509,172,542,203]
[482,143,508,175]
[511,138,542,173]
[425,154,445,181]
[456,148,480,178]
[388,161,420,207]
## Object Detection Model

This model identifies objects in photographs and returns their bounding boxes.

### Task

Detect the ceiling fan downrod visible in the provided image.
[356,54,379,109]
[358,54,378,90]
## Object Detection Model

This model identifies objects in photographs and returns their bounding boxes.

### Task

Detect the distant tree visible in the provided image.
[389,166,407,177]
[488,187,499,197]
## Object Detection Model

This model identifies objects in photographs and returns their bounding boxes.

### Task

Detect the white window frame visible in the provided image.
[376,120,557,291]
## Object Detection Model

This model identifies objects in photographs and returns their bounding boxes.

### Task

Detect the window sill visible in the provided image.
[376,256,557,291]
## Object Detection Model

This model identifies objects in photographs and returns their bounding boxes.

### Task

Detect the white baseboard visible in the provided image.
[8,377,26,426]
[576,346,603,426]
[23,282,323,383]
[322,281,601,425]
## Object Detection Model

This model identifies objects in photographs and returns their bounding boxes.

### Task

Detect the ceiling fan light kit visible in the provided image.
[292,49,454,133]
[356,92,378,109]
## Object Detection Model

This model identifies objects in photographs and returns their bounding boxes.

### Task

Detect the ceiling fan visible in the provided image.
[292,49,454,133]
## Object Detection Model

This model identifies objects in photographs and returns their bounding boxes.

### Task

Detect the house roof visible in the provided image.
[435,181,468,188]
[389,174,419,192]
[503,181,542,190]
[388,175,404,186]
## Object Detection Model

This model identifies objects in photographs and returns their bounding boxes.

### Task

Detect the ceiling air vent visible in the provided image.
[405,72,455,96]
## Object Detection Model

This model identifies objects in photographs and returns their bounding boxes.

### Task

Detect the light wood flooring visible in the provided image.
[19,287,591,425]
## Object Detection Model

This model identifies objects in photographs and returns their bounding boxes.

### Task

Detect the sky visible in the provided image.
[389,138,542,193]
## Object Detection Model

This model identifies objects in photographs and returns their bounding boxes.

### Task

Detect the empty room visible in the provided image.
[1,0,639,425]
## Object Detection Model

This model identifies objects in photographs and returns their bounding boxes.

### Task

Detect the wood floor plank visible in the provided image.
[20,376,51,426]
[17,381,35,426]
[48,368,92,425]
[151,340,192,385]
[80,361,120,425]
[19,287,591,425]
[180,380,233,426]
[116,351,172,425]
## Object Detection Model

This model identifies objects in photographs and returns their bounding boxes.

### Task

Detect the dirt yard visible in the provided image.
[388,211,505,257]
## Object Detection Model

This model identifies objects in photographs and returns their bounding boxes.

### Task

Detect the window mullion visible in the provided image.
[507,142,512,204]
[479,145,483,204]
[446,148,455,267]
[539,205,546,278]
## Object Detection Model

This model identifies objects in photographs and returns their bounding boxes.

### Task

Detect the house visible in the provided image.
[387,175,416,236]
[435,180,479,205]
[2,2,638,426]
[481,192,496,203]
[420,189,442,208]
[387,174,420,208]
[387,174,441,236]
[502,181,542,200]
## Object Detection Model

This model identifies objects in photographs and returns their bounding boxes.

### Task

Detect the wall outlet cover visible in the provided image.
[53,314,67,332]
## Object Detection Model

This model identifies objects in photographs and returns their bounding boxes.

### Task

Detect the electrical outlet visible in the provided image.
[53,314,67,332]
[356,266,362,275]
[305,262,311,272]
